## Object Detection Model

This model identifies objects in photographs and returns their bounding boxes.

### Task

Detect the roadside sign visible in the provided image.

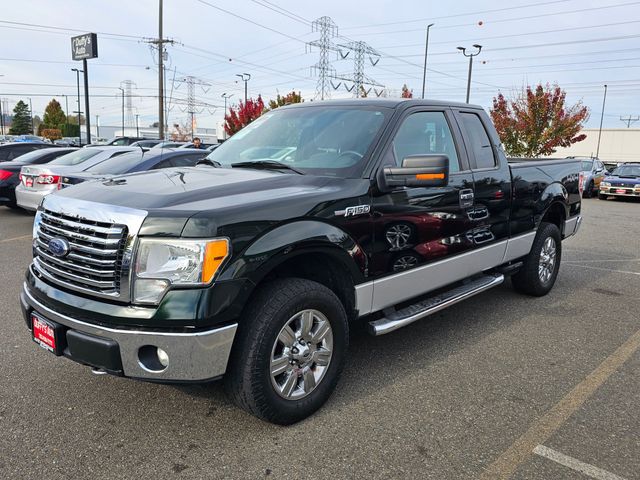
[71,33,98,60]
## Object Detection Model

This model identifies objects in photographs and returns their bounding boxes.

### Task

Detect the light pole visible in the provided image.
[0,74,4,135]
[28,97,34,134]
[221,93,233,114]
[135,114,140,137]
[457,44,482,104]
[236,73,251,104]
[596,84,608,159]
[95,114,100,139]
[61,94,69,136]
[421,23,435,99]
[117,87,125,137]
[71,68,83,146]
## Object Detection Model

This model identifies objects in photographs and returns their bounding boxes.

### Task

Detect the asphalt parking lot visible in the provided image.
[1,198,639,480]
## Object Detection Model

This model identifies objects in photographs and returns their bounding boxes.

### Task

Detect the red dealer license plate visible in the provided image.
[25,177,33,187]
[32,314,62,355]
[616,189,627,194]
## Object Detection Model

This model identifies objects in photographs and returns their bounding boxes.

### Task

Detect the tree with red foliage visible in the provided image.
[401,84,413,98]
[490,83,589,157]
[224,95,265,136]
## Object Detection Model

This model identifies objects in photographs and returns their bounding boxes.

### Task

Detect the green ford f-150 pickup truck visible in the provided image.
[20,99,582,424]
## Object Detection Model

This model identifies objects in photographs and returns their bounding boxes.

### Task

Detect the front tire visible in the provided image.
[511,222,562,297]
[583,181,594,198]
[598,193,607,200]
[224,278,349,425]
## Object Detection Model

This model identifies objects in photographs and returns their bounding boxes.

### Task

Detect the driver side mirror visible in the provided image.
[378,154,449,191]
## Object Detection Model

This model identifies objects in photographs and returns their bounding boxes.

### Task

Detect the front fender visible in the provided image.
[217,220,367,285]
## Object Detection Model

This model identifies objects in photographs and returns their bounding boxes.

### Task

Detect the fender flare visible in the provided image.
[535,182,569,228]
[217,220,368,286]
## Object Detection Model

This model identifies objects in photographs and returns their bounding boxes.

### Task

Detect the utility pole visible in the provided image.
[596,84,607,158]
[457,44,482,104]
[71,68,83,146]
[144,0,174,140]
[28,97,34,134]
[135,114,140,137]
[421,23,434,99]
[619,115,639,128]
[0,97,4,135]
[236,73,250,104]
[63,94,69,135]
[95,114,100,138]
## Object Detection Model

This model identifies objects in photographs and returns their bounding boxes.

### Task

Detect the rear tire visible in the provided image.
[511,222,562,297]
[583,181,594,198]
[224,278,349,425]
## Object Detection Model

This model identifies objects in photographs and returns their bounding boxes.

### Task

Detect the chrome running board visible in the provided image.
[368,273,504,335]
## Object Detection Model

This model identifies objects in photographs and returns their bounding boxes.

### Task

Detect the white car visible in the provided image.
[15,146,136,211]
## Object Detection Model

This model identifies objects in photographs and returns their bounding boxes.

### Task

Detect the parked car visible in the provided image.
[19,99,581,424]
[178,141,215,149]
[574,157,607,198]
[0,148,77,208]
[0,142,57,162]
[0,135,16,144]
[60,149,208,188]
[13,135,46,143]
[152,140,187,149]
[206,143,221,152]
[15,146,136,210]
[54,137,80,147]
[598,162,640,200]
[130,139,162,148]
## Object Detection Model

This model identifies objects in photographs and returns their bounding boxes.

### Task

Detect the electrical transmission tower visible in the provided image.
[307,16,339,101]
[175,75,211,140]
[335,40,384,97]
[620,115,640,128]
[121,80,136,128]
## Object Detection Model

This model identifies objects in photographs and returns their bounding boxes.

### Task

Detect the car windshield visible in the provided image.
[85,151,145,174]
[581,160,593,171]
[48,148,100,166]
[205,106,389,176]
[612,165,640,177]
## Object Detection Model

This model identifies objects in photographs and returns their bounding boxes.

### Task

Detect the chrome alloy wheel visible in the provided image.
[386,224,413,249]
[270,309,333,400]
[538,237,557,283]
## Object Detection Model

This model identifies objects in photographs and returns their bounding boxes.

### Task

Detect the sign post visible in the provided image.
[71,33,97,144]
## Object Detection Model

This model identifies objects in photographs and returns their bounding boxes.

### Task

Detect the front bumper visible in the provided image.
[599,187,640,197]
[20,282,237,382]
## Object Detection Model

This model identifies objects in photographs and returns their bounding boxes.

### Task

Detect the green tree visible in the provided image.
[9,100,32,135]
[42,99,66,129]
[490,83,589,157]
[267,91,303,110]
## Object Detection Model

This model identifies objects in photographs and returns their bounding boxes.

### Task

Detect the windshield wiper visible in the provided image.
[231,160,305,175]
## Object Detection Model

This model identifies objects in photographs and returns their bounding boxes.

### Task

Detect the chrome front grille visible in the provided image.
[33,209,128,298]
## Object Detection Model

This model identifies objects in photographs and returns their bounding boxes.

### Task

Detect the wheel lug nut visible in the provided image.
[292,347,298,354]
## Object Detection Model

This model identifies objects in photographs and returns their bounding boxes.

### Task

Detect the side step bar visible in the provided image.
[368,273,504,336]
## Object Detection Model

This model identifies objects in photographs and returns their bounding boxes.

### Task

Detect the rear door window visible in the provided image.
[459,113,496,169]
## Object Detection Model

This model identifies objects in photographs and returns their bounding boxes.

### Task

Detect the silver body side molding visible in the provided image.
[356,230,539,317]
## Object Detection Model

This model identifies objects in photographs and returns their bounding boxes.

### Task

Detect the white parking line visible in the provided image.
[565,264,640,276]
[534,445,627,480]
[0,234,32,243]
[564,259,640,264]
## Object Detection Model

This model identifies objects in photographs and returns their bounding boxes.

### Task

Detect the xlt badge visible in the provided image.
[335,205,371,217]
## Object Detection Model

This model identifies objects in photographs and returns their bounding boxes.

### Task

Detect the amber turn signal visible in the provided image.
[202,239,230,283]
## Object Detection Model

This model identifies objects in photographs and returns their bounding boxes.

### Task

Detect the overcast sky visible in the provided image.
[2,0,639,132]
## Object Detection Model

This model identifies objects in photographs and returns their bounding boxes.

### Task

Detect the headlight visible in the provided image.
[133,238,229,305]
[600,181,610,187]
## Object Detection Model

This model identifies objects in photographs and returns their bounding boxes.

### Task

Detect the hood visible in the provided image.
[605,175,640,184]
[51,166,369,237]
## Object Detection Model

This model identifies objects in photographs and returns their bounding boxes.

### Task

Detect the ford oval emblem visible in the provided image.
[48,237,70,257]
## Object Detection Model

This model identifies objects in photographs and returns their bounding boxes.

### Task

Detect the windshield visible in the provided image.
[611,165,640,177]
[580,160,593,171]
[85,151,145,174]
[49,148,100,166]
[205,106,389,176]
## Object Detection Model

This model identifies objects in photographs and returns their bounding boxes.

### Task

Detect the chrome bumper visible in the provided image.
[563,215,582,238]
[21,283,237,382]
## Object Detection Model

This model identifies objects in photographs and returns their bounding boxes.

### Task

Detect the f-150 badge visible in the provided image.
[335,205,371,217]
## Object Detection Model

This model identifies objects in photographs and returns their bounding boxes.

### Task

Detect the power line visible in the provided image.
[342,0,573,30]
[248,0,309,26]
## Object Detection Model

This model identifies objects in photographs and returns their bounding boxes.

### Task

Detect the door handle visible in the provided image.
[459,189,474,208]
